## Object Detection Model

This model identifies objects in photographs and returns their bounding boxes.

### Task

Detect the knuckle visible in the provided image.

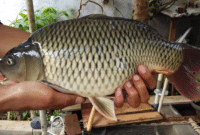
[125,81,132,89]
[128,90,138,98]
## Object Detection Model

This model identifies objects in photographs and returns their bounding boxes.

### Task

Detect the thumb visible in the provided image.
[53,92,86,109]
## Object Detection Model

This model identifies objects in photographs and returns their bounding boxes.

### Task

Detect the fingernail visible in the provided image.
[75,97,84,104]
[139,65,146,74]
[133,75,140,81]
[126,82,132,88]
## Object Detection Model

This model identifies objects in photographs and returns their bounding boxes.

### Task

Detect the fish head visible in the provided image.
[0,41,43,82]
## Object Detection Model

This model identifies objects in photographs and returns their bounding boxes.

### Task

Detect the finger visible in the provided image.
[124,81,140,108]
[132,75,150,103]
[138,65,156,89]
[114,88,124,108]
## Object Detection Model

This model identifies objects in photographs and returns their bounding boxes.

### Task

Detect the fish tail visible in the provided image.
[167,44,200,101]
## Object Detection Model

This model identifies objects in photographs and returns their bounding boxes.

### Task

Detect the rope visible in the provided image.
[188,118,200,135]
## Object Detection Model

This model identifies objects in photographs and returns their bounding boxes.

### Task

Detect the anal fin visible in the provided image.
[88,97,117,121]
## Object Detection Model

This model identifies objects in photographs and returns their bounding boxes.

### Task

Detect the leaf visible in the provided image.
[36,19,45,26]
[61,11,69,17]
[19,12,27,18]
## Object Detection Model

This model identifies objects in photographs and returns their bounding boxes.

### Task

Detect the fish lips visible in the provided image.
[0,58,4,76]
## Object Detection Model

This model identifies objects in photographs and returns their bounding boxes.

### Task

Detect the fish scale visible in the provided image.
[3,15,197,121]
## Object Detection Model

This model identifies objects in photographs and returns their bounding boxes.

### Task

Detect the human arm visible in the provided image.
[0,81,85,112]
[0,24,30,57]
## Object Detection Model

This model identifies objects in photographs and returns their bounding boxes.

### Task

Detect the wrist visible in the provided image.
[0,85,17,112]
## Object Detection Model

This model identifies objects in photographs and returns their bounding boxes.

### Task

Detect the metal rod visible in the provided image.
[39,110,48,135]
[153,74,163,110]
[177,27,192,43]
[158,78,169,113]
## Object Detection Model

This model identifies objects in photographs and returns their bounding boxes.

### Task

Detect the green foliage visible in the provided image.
[22,111,28,118]
[128,13,133,19]
[149,0,162,14]
[46,110,62,121]
[6,112,17,120]
[10,7,76,32]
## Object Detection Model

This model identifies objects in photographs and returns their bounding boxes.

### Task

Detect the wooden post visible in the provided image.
[26,0,35,33]
[133,0,149,23]
[7,112,10,120]
[168,19,177,41]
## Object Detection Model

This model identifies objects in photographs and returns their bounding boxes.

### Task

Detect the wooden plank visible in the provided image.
[115,102,154,114]
[65,114,82,135]
[82,103,163,129]
[148,95,190,105]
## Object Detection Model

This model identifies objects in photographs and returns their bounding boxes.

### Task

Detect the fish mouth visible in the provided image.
[0,71,7,84]
[0,58,6,82]
[0,71,6,80]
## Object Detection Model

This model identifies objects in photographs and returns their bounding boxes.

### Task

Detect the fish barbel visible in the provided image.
[0,14,200,120]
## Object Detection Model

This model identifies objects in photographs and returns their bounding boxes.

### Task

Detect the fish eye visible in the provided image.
[7,58,14,65]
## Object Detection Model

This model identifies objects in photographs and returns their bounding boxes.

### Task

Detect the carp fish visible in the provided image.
[0,14,200,121]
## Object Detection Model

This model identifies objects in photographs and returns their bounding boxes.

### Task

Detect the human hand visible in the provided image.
[114,65,156,108]
[0,77,85,112]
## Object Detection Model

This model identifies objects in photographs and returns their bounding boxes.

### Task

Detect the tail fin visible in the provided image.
[168,44,200,101]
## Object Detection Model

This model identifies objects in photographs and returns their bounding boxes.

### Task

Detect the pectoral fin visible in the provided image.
[88,97,117,121]
[41,81,73,94]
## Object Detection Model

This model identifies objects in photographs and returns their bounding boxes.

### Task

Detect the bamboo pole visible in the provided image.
[87,106,96,131]
[133,0,149,23]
